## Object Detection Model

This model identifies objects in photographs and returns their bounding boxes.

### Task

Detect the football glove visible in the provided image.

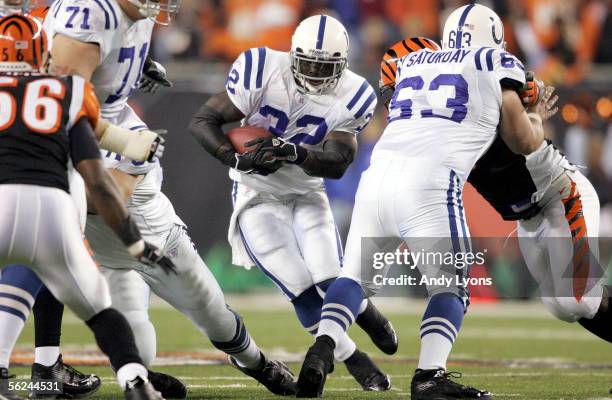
[148,129,167,162]
[137,241,178,275]
[248,137,307,164]
[233,139,283,175]
[519,71,543,108]
[138,58,172,94]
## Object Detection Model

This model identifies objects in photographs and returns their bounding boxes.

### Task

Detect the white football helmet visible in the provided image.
[442,3,506,50]
[126,0,181,25]
[290,14,349,95]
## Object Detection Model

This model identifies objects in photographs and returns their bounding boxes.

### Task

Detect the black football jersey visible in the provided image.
[0,73,93,192]
[468,135,540,220]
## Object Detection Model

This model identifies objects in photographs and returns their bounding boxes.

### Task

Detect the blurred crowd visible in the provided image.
[150,0,612,232]
[155,0,611,82]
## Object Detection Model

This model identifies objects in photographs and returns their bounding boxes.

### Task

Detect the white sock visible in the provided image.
[0,313,25,368]
[417,333,453,370]
[231,340,263,370]
[334,334,356,362]
[34,346,60,367]
[116,363,148,388]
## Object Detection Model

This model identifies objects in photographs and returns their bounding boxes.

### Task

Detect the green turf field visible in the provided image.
[10,299,612,400]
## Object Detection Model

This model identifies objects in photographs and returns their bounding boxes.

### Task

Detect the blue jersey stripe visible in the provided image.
[485,48,495,71]
[243,50,253,90]
[91,0,111,29]
[474,47,485,70]
[347,80,369,111]
[101,0,119,29]
[52,0,64,18]
[255,47,266,89]
[354,91,376,118]
[456,3,475,48]
[316,15,327,50]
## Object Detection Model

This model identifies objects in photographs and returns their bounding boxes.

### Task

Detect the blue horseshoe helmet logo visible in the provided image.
[490,16,503,45]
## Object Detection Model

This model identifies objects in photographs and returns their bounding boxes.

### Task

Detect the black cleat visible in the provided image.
[229,353,296,396]
[29,355,100,399]
[344,350,391,391]
[124,377,163,400]
[355,300,398,355]
[147,371,186,399]
[1,368,24,400]
[411,369,492,400]
[296,336,335,398]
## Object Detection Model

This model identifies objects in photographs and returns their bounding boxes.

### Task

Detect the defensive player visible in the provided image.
[42,0,297,396]
[0,14,174,400]
[189,14,399,392]
[469,77,609,342]
[296,4,544,398]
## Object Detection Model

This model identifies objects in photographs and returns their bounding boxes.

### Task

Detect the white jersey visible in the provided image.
[226,47,376,195]
[45,0,177,231]
[44,0,154,122]
[373,46,526,185]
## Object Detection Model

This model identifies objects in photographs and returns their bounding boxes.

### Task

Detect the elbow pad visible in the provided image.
[98,123,158,162]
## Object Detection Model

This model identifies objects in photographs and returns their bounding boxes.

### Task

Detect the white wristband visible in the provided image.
[127,239,145,257]
[527,112,542,124]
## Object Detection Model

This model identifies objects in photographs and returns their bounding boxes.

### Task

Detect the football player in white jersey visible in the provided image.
[39,0,297,397]
[190,14,400,392]
[297,4,546,399]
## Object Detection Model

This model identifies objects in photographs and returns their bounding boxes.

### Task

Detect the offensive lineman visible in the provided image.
[42,0,297,396]
[0,13,175,400]
[189,15,398,392]
[297,4,544,399]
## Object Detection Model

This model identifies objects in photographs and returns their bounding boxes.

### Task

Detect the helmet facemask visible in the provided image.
[126,0,181,26]
[290,48,347,95]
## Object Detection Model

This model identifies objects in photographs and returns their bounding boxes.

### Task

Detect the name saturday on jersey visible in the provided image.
[402,49,471,68]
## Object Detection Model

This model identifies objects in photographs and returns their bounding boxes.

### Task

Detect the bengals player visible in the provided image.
[0,14,176,400]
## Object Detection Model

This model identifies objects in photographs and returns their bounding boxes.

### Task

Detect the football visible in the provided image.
[227,125,272,154]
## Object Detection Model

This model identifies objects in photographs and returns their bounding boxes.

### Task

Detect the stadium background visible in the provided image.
[126,0,612,294]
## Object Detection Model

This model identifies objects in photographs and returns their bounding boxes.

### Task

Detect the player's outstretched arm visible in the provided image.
[499,88,545,155]
[72,118,176,274]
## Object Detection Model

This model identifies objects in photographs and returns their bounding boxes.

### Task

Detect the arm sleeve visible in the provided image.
[49,0,115,61]
[69,117,102,166]
[225,48,267,116]
[492,49,526,90]
[336,80,378,135]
